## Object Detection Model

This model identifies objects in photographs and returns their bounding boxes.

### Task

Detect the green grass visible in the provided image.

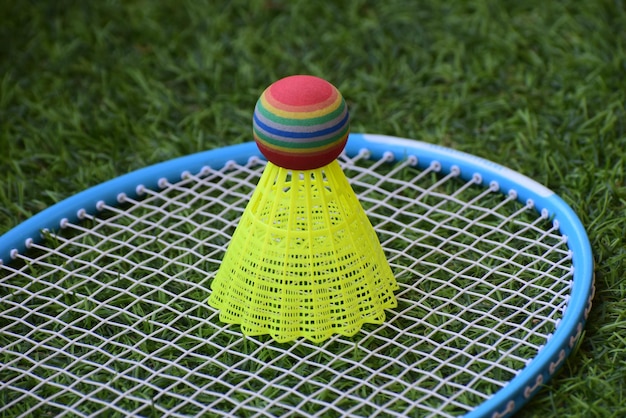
[1,0,625,416]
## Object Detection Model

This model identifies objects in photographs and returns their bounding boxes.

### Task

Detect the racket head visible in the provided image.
[0,134,594,417]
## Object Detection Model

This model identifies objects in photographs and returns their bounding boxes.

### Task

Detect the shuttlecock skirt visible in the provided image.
[208,160,397,343]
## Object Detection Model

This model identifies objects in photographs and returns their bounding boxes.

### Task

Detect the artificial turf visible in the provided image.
[1,0,625,416]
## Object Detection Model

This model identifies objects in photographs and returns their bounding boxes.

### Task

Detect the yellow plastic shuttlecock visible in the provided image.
[208,75,397,343]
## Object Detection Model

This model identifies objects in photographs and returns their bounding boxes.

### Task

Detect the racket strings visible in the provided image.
[0,153,573,417]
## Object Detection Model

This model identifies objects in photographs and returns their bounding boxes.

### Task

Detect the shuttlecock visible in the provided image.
[208,75,397,343]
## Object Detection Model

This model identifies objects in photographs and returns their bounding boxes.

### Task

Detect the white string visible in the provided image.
[0,153,574,417]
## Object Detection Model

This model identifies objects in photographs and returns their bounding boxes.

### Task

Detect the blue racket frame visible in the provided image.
[0,133,594,418]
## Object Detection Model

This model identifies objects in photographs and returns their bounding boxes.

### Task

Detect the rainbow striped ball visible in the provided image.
[253,75,350,170]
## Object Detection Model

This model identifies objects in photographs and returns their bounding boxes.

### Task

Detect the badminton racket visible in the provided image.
[0,133,594,417]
